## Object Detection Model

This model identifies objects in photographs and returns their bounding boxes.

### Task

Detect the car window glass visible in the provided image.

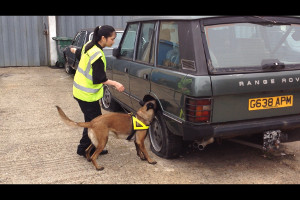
[72,32,80,45]
[111,32,123,48]
[157,22,180,69]
[120,23,138,59]
[136,22,155,63]
[204,23,300,73]
[77,31,86,48]
[150,34,155,64]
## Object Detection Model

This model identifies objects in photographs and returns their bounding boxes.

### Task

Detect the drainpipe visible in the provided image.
[47,16,58,66]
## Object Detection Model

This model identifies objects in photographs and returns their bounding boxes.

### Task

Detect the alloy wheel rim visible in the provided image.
[102,88,111,108]
[149,117,163,152]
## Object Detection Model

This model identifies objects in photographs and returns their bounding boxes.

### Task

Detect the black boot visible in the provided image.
[77,128,108,157]
[87,146,108,156]
[77,146,108,157]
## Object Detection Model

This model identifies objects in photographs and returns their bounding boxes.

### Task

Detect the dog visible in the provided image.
[55,100,157,171]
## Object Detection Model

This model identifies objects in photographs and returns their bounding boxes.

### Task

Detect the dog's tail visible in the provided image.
[55,106,91,128]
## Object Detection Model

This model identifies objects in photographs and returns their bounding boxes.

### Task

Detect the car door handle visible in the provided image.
[143,74,149,80]
[124,68,128,73]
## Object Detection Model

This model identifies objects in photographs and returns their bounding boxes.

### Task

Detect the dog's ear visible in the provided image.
[139,100,145,106]
[146,102,155,111]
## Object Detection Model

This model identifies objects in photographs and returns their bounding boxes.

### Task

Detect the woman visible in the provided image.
[71,25,125,157]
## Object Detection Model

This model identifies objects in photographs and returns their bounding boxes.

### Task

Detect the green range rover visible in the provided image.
[101,16,300,158]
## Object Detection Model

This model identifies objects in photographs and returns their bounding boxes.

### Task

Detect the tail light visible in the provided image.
[185,97,212,123]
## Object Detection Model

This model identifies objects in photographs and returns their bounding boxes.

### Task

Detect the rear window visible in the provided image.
[204,23,300,74]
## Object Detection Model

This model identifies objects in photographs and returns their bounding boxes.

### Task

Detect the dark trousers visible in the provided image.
[75,98,102,154]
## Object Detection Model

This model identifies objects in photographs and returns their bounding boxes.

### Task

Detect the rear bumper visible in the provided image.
[182,114,300,141]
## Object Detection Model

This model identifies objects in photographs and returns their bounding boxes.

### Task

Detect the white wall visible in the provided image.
[48,16,58,66]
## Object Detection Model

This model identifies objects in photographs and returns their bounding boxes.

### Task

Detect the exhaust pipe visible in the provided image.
[281,130,300,143]
[193,137,214,150]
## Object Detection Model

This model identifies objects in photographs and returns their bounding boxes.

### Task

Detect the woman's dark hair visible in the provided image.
[84,25,115,53]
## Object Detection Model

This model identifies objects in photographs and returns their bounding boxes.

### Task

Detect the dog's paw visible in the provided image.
[148,160,157,165]
[96,166,104,171]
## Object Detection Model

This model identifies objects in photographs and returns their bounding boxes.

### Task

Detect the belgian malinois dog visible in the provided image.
[56,100,157,171]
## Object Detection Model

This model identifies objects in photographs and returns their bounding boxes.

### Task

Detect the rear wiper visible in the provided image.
[261,59,285,70]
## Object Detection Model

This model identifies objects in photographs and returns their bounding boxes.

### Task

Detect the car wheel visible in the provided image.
[149,111,182,158]
[100,86,122,112]
[55,61,64,68]
[64,57,75,74]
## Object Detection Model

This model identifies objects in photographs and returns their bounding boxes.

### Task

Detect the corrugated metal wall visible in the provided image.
[0,16,135,67]
[0,16,49,67]
[56,16,135,38]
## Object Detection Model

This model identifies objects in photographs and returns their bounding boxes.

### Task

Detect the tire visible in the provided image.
[55,61,64,68]
[100,86,122,112]
[149,111,182,158]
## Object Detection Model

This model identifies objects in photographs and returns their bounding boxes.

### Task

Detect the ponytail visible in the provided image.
[84,25,115,53]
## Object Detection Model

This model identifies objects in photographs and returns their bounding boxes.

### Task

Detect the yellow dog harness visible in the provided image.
[132,115,149,130]
[126,113,149,140]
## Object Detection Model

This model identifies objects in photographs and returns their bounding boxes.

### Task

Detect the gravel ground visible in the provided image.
[0,66,299,184]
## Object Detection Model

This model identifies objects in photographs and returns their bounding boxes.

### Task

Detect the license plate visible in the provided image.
[249,95,293,111]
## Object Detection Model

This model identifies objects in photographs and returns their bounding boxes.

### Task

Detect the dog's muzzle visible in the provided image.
[146,102,155,111]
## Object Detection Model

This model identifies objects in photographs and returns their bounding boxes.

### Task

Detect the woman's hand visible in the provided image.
[103,80,125,92]
[114,82,125,92]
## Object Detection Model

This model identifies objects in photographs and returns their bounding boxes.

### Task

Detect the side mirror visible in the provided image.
[113,47,120,57]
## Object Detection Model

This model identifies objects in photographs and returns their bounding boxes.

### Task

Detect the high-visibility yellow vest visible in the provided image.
[73,42,106,102]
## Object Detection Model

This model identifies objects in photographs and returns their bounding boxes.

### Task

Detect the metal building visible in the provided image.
[56,16,133,37]
[0,16,49,67]
[0,16,135,67]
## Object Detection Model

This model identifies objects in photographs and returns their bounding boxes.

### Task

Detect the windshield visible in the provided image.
[204,23,300,73]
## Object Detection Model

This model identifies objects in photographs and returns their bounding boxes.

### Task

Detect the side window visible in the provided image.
[72,32,80,45]
[136,22,155,63]
[120,23,138,59]
[111,31,123,48]
[157,21,180,69]
[77,31,86,48]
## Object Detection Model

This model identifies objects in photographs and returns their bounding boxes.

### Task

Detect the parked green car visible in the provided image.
[102,16,300,158]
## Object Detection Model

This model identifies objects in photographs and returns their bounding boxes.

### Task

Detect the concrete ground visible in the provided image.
[0,66,299,184]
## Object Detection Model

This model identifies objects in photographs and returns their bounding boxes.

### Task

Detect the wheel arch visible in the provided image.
[142,94,163,112]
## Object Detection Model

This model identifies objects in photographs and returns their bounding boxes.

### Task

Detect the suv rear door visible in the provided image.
[203,19,300,123]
